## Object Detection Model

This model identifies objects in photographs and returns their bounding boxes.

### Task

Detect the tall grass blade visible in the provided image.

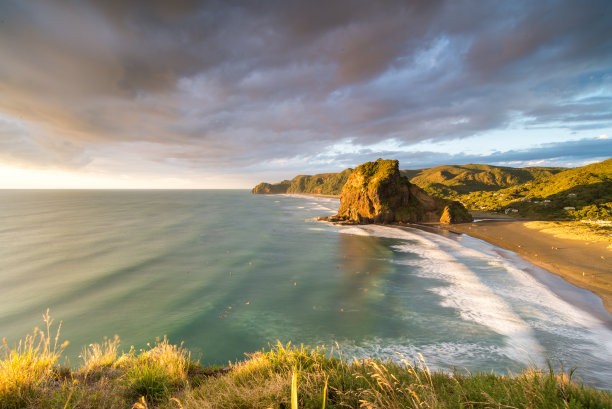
[321,375,328,409]
[291,365,298,409]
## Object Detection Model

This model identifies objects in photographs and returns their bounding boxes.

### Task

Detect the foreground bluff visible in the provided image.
[326,159,472,224]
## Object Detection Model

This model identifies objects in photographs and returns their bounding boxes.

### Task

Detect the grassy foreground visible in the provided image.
[2,314,611,408]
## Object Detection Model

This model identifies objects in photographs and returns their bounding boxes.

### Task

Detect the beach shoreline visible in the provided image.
[440,220,612,316]
[283,194,612,315]
[282,192,340,199]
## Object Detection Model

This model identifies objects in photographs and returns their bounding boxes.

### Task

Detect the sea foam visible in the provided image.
[338,225,544,364]
[337,224,612,378]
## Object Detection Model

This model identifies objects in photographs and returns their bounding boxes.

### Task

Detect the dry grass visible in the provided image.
[355,355,436,409]
[0,309,67,408]
[80,334,120,374]
[2,319,612,408]
[524,220,612,250]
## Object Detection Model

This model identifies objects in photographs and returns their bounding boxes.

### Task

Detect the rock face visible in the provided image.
[439,202,473,224]
[326,159,472,224]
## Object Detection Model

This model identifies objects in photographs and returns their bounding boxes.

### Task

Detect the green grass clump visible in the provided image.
[2,318,611,408]
[120,337,190,405]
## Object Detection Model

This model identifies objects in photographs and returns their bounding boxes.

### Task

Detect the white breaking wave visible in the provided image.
[336,338,514,371]
[437,234,612,357]
[337,223,612,369]
[338,224,544,364]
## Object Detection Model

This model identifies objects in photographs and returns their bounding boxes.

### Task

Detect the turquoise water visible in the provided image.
[1,190,611,388]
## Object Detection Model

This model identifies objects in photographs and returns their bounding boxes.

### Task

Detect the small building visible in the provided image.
[568,193,577,198]
[564,206,575,211]
[505,208,519,214]
[543,199,551,203]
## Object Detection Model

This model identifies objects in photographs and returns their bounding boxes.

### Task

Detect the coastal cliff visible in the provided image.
[325,159,472,224]
[251,169,351,196]
[251,180,292,194]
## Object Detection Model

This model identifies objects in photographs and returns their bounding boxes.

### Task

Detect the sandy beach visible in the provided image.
[443,220,612,316]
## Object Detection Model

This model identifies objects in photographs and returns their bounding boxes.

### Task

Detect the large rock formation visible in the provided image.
[325,159,472,224]
[439,202,473,224]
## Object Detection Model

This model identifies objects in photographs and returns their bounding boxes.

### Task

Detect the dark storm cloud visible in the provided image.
[0,0,611,174]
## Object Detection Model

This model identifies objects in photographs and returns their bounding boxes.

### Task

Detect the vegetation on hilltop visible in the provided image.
[251,180,292,194]
[286,169,352,196]
[2,316,611,408]
[334,159,423,224]
[402,164,564,198]
[459,159,612,220]
[252,170,352,196]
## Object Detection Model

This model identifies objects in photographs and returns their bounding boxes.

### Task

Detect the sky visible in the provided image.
[1,0,611,189]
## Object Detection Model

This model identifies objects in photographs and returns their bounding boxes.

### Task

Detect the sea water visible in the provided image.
[1,190,611,388]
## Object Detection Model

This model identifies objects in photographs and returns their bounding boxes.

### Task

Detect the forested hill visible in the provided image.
[462,158,612,220]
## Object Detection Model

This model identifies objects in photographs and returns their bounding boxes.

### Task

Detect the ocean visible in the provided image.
[1,190,611,388]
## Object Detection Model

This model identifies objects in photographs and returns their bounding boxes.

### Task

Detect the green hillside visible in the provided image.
[252,169,352,195]
[286,168,352,195]
[251,180,292,194]
[401,164,564,198]
[461,158,612,220]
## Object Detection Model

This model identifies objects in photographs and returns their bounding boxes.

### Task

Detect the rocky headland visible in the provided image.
[251,180,292,194]
[251,169,352,196]
[321,159,472,225]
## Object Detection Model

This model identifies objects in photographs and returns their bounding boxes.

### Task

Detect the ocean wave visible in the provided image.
[338,224,612,367]
[335,337,516,370]
[338,225,543,364]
